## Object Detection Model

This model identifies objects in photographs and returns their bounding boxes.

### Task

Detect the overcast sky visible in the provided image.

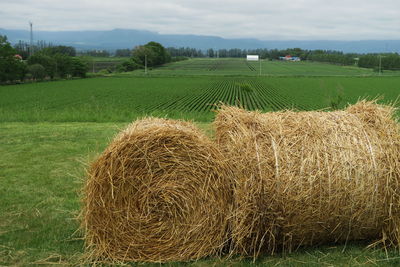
[1,0,399,40]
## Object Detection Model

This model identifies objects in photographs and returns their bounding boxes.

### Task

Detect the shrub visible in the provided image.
[70,57,88,78]
[28,64,46,80]
[116,60,142,72]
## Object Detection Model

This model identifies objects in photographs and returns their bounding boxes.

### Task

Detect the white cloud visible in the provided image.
[0,0,399,40]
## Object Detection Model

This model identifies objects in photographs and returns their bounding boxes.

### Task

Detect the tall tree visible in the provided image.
[132,42,171,67]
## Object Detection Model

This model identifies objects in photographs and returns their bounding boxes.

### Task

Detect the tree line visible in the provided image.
[14,40,400,72]
[166,47,400,71]
[68,43,400,74]
[357,54,400,71]
[14,40,76,59]
[3,35,400,82]
[117,41,182,72]
[1,35,88,83]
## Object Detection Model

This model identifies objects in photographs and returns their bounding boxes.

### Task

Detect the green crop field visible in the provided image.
[1,75,399,122]
[2,58,400,265]
[133,58,400,77]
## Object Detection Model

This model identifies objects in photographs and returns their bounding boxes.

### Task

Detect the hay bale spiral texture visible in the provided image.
[83,118,232,263]
[215,101,400,257]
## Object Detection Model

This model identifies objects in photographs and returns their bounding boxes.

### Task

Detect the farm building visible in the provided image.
[246,55,259,61]
[279,55,301,61]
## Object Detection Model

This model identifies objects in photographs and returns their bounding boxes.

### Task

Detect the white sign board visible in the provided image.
[247,55,259,61]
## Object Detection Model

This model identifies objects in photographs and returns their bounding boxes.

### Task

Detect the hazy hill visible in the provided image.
[1,28,399,53]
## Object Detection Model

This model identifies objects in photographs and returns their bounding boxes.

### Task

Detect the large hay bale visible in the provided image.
[215,101,400,257]
[82,118,232,263]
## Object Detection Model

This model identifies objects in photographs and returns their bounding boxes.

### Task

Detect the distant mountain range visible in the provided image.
[1,28,399,53]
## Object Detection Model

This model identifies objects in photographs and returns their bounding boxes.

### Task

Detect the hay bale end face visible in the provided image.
[82,118,232,263]
[215,102,400,257]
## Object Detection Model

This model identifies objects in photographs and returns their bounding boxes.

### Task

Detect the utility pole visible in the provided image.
[259,57,261,76]
[29,22,33,57]
[379,54,382,76]
[145,54,147,75]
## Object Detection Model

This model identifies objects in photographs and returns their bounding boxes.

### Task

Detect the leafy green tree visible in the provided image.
[381,54,400,70]
[145,41,170,65]
[132,45,155,66]
[53,54,73,78]
[116,59,142,72]
[131,42,171,68]
[358,54,379,69]
[70,57,88,77]
[27,53,56,79]
[0,35,27,83]
[28,64,46,80]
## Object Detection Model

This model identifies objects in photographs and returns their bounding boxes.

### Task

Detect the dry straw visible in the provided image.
[82,118,232,263]
[215,100,400,258]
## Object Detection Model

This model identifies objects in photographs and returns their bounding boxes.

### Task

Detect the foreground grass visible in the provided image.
[0,122,119,265]
[1,122,400,266]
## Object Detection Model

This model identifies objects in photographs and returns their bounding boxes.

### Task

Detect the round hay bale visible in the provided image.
[346,99,398,130]
[82,118,232,263]
[214,102,400,257]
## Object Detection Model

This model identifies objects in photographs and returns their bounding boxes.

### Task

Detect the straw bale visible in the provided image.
[82,118,232,263]
[215,101,400,257]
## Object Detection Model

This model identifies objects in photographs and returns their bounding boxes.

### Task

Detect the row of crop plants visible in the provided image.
[149,78,317,113]
[142,76,400,116]
[164,59,256,73]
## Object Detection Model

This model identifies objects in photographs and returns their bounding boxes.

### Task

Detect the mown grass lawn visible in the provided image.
[1,122,400,266]
[0,122,120,265]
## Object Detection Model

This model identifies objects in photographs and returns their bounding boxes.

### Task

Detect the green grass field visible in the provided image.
[1,59,400,265]
[3,123,400,266]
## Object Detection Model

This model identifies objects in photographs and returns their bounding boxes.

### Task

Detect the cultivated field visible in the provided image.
[81,56,126,73]
[1,59,400,265]
[142,58,400,76]
[1,76,399,122]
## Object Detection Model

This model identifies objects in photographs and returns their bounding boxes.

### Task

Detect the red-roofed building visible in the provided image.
[279,55,301,61]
